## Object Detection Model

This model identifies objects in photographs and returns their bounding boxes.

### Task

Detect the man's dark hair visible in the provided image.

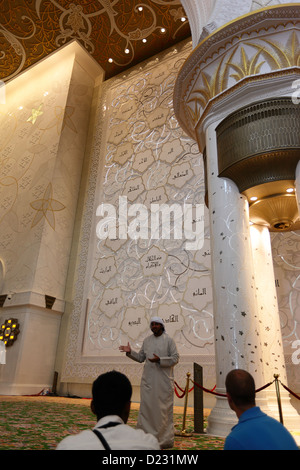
[92,370,132,419]
[225,369,256,407]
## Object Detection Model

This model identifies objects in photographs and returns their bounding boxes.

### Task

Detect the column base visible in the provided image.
[206,389,300,439]
[265,388,300,433]
[206,395,237,437]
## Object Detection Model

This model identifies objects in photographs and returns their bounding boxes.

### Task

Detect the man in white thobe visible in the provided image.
[119,316,179,449]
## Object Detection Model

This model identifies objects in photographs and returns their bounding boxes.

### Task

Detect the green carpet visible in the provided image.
[0,399,225,450]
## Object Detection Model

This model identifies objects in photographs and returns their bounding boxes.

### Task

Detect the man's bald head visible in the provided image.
[225,369,256,408]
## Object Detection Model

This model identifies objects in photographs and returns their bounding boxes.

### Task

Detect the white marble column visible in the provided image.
[174,0,300,438]
[250,225,287,382]
[204,122,267,436]
[250,224,300,431]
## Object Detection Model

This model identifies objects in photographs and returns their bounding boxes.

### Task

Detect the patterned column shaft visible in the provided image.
[203,124,266,435]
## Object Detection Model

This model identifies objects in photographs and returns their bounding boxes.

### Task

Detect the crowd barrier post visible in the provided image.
[174,370,300,440]
[175,372,193,437]
[274,374,284,424]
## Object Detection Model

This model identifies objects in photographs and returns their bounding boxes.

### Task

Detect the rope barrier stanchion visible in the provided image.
[274,374,284,425]
[173,370,300,439]
[175,372,193,437]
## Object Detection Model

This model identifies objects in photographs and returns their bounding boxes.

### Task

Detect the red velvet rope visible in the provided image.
[174,380,224,397]
[175,377,300,400]
[255,381,274,393]
[174,388,186,398]
[192,379,276,397]
[174,381,185,393]
[280,381,300,400]
[174,383,186,398]
[192,380,227,397]
[174,381,194,398]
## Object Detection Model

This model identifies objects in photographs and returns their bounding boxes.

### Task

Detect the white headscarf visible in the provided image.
[150,316,165,331]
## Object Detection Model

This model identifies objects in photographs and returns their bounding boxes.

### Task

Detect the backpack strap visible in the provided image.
[92,429,111,450]
[92,422,121,450]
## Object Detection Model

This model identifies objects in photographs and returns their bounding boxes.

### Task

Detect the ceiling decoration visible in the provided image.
[0,0,191,82]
